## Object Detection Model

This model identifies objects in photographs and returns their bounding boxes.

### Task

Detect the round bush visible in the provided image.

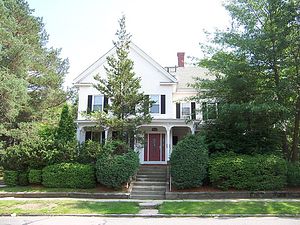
[169,134,209,190]
[287,162,300,187]
[96,150,140,190]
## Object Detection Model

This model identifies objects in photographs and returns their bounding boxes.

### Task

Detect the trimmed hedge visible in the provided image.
[29,169,42,184]
[96,150,140,190]
[287,162,300,187]
[3,170,18,187]
[42,163,96,189]
[169,134,209,190]
[209,153,287,191]
[19,172,29,186]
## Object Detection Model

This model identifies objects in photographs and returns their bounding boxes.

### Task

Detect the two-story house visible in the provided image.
[73,43,211,165]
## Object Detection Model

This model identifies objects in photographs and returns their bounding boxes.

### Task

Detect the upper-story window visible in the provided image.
[150,95,160,113]
[181,103,190,116]
[202,102,217,120]
[93,95,103,111]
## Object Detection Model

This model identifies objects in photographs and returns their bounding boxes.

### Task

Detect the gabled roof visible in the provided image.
[73,42,177,85]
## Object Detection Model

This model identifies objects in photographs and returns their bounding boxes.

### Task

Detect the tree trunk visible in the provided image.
[282,130,290,161]
[291,98,300,162]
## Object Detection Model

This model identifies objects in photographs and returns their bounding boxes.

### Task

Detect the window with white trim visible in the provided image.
[202,102,217,120]
[181,103,190,116]
[150,95,159,113]
[93,95,103,112]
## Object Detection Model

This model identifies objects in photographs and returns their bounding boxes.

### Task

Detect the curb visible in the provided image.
[1,213,300,218]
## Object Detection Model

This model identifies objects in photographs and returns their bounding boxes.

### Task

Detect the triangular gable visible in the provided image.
[73,42,177,85]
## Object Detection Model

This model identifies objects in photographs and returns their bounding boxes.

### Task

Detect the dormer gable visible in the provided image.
[73,42,177,87]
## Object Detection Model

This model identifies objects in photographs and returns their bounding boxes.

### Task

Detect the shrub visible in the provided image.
[287,162,300,187]
[78,140,104,164]
[3,170,18,187]
[95,150,140,190]
[19,172,29,186]
[209,153,287,191]
[169,134,209,190]
[42,163,96,189]
[28,169,42,184]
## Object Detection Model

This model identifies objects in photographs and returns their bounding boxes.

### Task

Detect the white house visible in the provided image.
[73,43,212,165]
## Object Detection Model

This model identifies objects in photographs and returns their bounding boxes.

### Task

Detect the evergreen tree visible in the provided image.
[190,0,300,160]
[57,104,77,141]
[0,0,74,147]
[89,15,152,154]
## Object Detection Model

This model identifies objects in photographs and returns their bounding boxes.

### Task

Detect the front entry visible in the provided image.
[144,133,165,162]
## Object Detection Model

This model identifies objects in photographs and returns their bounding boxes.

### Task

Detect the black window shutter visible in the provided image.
[144,95,149,114]
[176,103,180,119]
[191,102,196,119]
[104,96,108,113]
[102,131,105,144]
[85,131,92,141]
[87,95,92,114]
[161,95,166,114]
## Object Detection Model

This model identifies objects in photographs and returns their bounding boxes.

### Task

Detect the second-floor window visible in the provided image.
[150,95,160,113]
[181,103,190,116]
[93,95,103,111]
[202,102,217,120]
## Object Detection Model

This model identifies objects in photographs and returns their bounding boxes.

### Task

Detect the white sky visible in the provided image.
[27,0,231,88]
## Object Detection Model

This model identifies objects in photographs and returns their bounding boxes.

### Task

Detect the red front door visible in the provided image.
[149,134,160,161]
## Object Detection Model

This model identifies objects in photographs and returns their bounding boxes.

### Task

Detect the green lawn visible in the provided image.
[0,200,141,215]
[159,201,300,215]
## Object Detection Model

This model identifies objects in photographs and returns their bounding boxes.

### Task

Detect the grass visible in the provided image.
[0,200,141,215]
[159,201,300,215]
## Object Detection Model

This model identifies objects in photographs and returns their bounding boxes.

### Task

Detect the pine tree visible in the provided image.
[0,0,74,147]
[57,104,77,141]
[90,14,152,154]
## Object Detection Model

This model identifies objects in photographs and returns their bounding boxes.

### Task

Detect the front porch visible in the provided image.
[75,119,200,165]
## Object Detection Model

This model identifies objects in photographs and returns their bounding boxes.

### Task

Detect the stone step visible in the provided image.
[131,190,165,195]
[133,181,166,186]
[138,167,167,172]
[131,195,165,200]
[136,173,166,177]
[132,185,166,191]
[136,177,166,182]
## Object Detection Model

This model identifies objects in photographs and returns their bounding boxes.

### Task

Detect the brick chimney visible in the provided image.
[177,52,185,67]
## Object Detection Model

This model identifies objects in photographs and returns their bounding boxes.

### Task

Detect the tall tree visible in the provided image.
[191,0,300,161]
[57,103,77,141]
[0,0,74,147]
[89,14,152,154]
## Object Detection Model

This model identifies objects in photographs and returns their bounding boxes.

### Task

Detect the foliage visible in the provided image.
[42,163,96,189]
[3,170,18,187]
[77,140,104,164]
[18,172,29,186]
[0,138,78,171]
[89,14,152,154]
[190,0,300,161]
[287,162,300,187]
[28,169,42,185]
[56,103,77,141]
[169,134,209,189]
[0,0,75,148]
[95,150,140,190]
[209,153,287,191]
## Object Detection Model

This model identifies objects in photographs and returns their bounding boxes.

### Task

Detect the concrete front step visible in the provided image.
[131,190,165,195]
[136,178,166,182]
[131,195,165,200]
[133,181,166,186]
[132,186,166,192]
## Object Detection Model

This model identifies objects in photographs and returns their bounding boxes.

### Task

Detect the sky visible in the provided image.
[26,0,231,88]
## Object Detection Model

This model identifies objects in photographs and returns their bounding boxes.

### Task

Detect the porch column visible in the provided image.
[104,127,109,145]
[166,126,171,160]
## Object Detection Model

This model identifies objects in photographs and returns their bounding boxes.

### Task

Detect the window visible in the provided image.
[202,102,217,120]
[181,103,190,116]
[93,95,103,111]
[150,95,159,113]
